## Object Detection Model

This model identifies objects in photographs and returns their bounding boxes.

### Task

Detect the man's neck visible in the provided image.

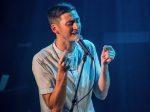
[55,37,73,52]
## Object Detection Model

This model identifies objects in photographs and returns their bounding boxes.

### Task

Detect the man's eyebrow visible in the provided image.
[67,19,74,23]
[65,20,75,25]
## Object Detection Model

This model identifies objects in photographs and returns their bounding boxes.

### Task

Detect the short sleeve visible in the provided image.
[32,54,55,94]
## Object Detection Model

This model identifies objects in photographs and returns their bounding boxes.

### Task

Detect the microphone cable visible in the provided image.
[74,58,96,106]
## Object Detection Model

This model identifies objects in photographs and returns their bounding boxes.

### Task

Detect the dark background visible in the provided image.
[0,0,150,112]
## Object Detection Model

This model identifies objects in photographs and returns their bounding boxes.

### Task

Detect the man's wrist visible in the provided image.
[56,78,67,87]
[52,108,62,112]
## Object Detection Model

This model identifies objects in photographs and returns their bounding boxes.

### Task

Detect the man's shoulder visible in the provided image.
[33,44,53,61]
[83,39,95,49]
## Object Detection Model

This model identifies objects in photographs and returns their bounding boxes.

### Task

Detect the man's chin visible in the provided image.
[71,33,80,41]
[69,35,76,42]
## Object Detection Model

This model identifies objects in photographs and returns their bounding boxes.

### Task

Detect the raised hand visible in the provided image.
[101,45,116,65]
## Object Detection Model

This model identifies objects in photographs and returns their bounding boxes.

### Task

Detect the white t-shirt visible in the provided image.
[32,40,102,112]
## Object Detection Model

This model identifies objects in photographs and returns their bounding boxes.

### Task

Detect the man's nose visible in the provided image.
[73,22,79,30]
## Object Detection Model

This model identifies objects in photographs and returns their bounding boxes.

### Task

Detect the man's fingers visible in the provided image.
[108,55,115,60]
[58,50,70,71]
[103,45,113,51]
[59,50,67,64]
[101,45,116,64]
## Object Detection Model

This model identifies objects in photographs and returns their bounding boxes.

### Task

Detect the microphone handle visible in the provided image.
[77,39,94,60]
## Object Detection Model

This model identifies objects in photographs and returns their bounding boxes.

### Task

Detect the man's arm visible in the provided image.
[42,72,67,111]
[42,51,68,112]
[98,45,115,100]
[99,64,110,100]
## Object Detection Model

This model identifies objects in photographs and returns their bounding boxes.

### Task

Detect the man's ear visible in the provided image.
[51,24,59,34]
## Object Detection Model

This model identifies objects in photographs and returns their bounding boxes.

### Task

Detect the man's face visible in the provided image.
[56,10,81,42]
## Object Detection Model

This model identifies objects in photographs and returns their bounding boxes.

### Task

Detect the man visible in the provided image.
[32,2,116,112]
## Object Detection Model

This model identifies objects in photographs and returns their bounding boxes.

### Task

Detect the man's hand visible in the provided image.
[101,45,116,65]
[57,50,69,82]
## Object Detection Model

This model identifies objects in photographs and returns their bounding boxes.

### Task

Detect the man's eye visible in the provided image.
[67,21,74,26]
[66,19,80,26]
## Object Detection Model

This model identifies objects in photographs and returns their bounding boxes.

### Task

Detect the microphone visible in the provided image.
[75,35,94,60]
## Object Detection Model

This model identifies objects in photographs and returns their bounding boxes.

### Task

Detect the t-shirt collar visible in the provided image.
[52,41,76,58]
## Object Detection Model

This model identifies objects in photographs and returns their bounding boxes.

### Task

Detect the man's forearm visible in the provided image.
[48,72,67,111]
[98,64,110,99]
[50,83,66,111]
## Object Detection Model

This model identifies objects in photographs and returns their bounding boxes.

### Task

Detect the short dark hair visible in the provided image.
[48,2,76,25]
